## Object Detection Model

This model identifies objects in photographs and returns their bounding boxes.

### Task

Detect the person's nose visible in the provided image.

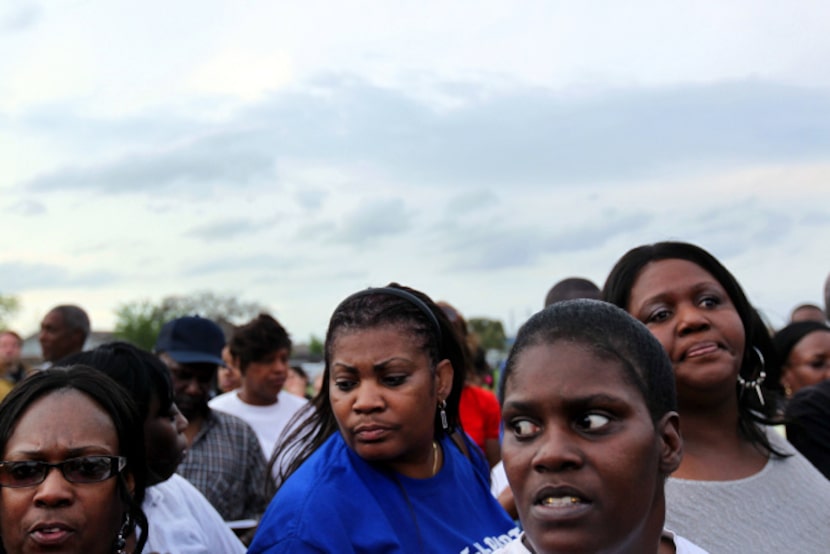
[33,467,74,508]
[676,302,710,337]
[352,381,384,413]
[531,425,584,473]
[183,377,203,396]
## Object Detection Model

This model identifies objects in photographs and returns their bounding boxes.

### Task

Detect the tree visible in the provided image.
[467,317,507,351]
[308,335,324,356]
[0,294,20,329]
[114,292,269,350]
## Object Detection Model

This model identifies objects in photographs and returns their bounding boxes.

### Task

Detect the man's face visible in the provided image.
[39,310,83,363]
[0,333,21,364]
[160,353,216,419]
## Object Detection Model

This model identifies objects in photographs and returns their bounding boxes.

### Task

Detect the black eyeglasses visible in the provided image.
[0,456,127,488]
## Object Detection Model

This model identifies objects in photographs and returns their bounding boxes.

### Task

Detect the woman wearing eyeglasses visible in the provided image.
[0,365,148,554]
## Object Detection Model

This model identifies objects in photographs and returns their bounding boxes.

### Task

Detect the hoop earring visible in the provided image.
[113,513,130,554]
[438,399,449,431]
[737,346,766,406]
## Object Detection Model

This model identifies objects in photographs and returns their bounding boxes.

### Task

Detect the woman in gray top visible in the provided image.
[603,241,830,553]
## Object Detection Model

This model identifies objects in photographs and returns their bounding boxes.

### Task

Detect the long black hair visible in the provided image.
[0,366,149,553]
[602,241,785,457]
[269,283,468,488]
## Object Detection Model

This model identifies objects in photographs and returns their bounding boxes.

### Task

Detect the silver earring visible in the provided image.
[438,399,449,431]
[114,513,130,554]
[737,346,766,406]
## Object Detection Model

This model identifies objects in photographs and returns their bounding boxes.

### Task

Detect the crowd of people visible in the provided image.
[0,241,828,553]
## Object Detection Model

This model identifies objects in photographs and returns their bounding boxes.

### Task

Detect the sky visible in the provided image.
[2,0,829,346]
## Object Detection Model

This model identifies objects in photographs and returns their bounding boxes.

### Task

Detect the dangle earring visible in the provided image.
[113,513,131,554]
[737,346,766,406]
[438,399,449,431]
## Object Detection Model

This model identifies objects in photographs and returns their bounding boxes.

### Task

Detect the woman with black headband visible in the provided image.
[249,283,517,553]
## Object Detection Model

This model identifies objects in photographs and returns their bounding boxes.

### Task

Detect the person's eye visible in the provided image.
[382,374,407,387]
[810,357,828,370]
[509,418,540,439]
[646,308,670,324]
[575,413,611,432]
[67,457,110,480]
[334,379,356,392]
[699,295,721,309]
[9,462,42,480]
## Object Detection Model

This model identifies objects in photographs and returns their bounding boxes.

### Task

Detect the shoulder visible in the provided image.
[663,530,710,554]
[255,437,363,544]
[277,391,309,411]
[208,391,240,410]
[209,409,260,437]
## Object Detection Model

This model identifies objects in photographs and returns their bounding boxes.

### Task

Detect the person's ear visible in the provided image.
[780,367,794,397]
[123,470,136,497]
[657,411,683,475]
[435,359,454,402]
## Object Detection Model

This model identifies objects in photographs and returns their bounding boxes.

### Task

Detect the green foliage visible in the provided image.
[0,294,20,329]
[308,335,324,356]
[467,317,507,351]
[113,292,269,350]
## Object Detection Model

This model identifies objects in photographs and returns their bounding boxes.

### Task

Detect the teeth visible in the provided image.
[541,496,582,507]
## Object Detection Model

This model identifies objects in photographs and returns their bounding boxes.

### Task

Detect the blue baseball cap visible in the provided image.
[155,316,226,366]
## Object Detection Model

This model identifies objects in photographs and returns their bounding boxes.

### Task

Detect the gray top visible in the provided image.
[665,428,830,553]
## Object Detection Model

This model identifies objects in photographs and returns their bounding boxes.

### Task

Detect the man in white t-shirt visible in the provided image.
[209,314,308,462]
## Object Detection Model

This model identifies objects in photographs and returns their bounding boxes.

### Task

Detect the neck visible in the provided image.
[237,388,277,406]
[672,400,766,480]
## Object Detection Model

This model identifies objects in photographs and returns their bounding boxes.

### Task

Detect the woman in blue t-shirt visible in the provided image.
[250,284,517,554]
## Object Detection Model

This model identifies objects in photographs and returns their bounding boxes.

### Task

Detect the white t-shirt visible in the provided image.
[490,460,509,497]
[142,474,245,554]
[208,389,307,460]
[492,530,709,553]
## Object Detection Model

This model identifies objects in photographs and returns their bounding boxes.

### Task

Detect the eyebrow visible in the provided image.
[503,392,630,412]
[331,357,413,373]
[6,446,115,459]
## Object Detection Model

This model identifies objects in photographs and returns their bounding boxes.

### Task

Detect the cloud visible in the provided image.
[185,217,273,241]
[15,76,830,200]
[22,127,278,196]
[0,261,118,291]
[334,197,412,245]
[0,2,41,32]
[6,198,46,216]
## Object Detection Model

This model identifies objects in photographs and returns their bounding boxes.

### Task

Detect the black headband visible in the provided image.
[336,286,443,344]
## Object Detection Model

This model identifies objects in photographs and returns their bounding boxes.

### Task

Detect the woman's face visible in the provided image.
[144,394,187,484]
[0,389,130,554]
[782,330,830,395]
[502,341,681,554]
[239,348,290,406]
[627,258,746,405]
[329,325,453,478]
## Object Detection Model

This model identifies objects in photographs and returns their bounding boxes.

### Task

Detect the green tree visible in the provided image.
[467,317,507,351]
[308,335,324,356]
[0,294,20,329]
[114,292,269,350]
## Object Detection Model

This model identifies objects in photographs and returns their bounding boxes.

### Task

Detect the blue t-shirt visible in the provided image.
[248,433,519,553]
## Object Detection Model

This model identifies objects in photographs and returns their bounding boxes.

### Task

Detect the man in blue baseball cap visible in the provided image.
[155,316,268,529]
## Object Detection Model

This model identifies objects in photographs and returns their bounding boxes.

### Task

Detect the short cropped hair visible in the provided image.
[51,304,91,340]
[500,299,676,423]
[229,314,292,373]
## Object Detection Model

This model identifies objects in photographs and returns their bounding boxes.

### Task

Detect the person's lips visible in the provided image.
[29,521,75,546]
[352,422,395,442]
[681,340,720,360]
[530,485,592,521]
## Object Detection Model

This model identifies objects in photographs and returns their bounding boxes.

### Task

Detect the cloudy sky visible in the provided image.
[2,0,829,346]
